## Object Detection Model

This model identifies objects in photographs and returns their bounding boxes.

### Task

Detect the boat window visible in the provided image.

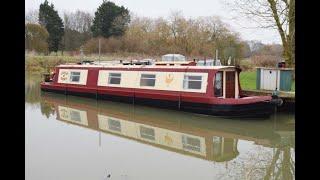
[214,72,223,97]
[182,135,201,152]
[108,118,121,132]
[70,110,81,122]
[183,75,202,90]
[70,72,81,82]
[140,74,156,87]
[140,126,155,140]
[108,73,121,85]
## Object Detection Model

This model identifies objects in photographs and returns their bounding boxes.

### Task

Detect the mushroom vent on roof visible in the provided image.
[77,60,94,65]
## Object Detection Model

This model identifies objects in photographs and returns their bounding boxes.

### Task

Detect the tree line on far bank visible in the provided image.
[26,0,129,55]
[25,0,284,66]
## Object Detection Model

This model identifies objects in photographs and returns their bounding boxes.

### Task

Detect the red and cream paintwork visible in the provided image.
[41,64,273,118]
[43,95,240,161]
[58,104,205,156]
[42,94,289,162]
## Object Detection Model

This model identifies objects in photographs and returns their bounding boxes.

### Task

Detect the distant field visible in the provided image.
[240,71,295,92]
[25,53,159,74]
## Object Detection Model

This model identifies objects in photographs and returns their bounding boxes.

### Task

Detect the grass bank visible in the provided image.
[25,55,80,74]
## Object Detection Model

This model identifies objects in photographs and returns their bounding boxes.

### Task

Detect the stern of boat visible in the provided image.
[213,96,278,119]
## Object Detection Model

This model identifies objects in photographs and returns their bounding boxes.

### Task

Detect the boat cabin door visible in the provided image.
[225,71,235,98]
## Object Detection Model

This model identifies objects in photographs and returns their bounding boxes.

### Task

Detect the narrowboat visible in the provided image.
[40,60,279,118]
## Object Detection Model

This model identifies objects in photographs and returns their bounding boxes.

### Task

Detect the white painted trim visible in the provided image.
[235,71,239,99]
[277,70,281,90]
[221,137,225,156]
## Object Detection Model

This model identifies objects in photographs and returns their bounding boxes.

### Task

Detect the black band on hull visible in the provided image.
[41,88,274,118]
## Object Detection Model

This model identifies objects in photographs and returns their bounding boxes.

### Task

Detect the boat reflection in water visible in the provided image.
[40,92,294,164]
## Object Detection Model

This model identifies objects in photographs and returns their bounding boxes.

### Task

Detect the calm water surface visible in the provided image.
[25,74,295,180]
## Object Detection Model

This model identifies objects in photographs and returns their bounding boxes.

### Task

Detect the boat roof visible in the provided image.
[161,54,186,61]
[57,64,236,70]
[155,61,192,64]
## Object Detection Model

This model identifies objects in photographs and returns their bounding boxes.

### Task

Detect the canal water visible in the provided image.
[25,74,295,180]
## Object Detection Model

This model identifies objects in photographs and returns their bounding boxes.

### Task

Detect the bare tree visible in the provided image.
[25,9,39,24]
[63,10,93,33]
[62,10,93,51]
[168,11,184,45]
[227,0,295,66]
[25,23,49,53]
[84,12,246,60]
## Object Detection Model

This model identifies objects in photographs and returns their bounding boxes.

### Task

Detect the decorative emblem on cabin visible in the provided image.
[164,133,173,145]
[165,74,174,86]
[60,71,69,81]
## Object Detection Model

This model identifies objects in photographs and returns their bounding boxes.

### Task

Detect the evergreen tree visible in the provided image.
[39,0,64,53]
[91,0,130,38]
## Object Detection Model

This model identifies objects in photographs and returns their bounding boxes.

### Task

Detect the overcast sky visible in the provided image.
[25,0,281,44]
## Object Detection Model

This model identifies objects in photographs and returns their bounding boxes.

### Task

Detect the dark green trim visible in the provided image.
[280,70,293,91]
[256,68,261,90]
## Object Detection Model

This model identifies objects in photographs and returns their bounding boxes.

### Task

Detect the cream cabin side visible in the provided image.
[53,66,241,99]
[57,69,88,85]
[97,70,208,93]
[97,114,206,156]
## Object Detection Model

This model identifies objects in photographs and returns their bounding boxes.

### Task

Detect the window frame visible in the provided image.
[140,74,156,87]
[183,75,203,90]
[107,118,121,132]
[139,126,155,141]
[108,72,122,85]
[70,71,81,82]
[70,110,81,122]
[182,135,201,152]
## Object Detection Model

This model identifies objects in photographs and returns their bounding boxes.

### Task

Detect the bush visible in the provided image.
[83,37,123,54]
[239,59,254,71]
[251,55,279,67]
[25,23,49,53]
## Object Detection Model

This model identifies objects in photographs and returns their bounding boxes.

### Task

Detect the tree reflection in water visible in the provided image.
[40,101,56,118]
[26,74,56,117]
[218,144,295,180]
[25,74,43,104]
